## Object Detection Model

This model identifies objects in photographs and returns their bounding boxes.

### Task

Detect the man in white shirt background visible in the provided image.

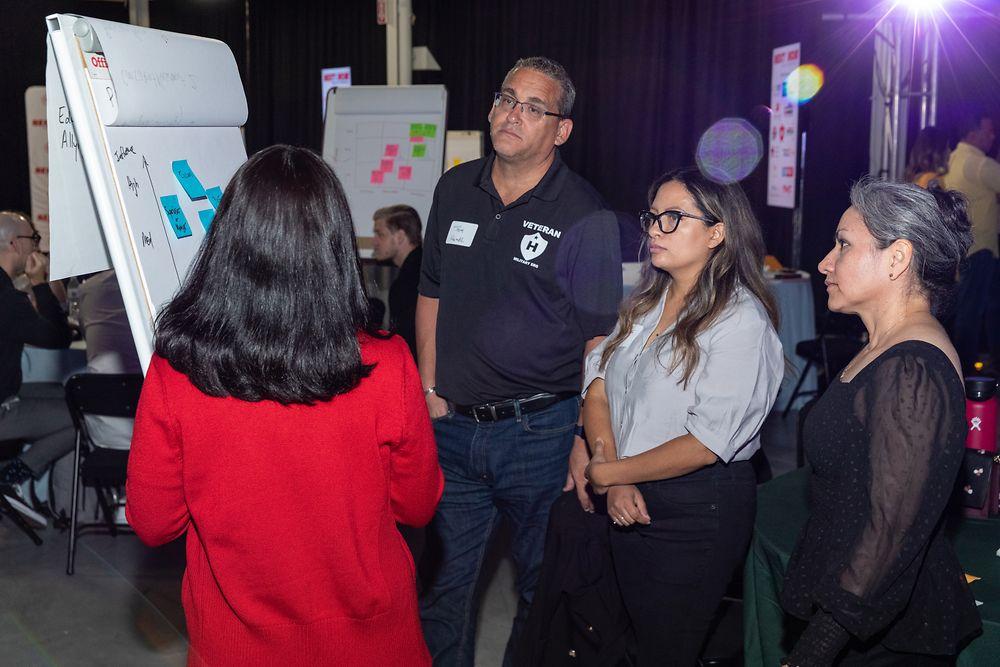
[944,108,1000,371]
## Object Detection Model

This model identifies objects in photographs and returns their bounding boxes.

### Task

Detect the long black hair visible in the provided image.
[155,144,378,404]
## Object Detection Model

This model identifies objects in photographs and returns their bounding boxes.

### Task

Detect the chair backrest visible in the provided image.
[64,373,144,425]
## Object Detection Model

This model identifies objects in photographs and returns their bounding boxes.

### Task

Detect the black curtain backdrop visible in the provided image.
[244,0,388,153]
[411,0,774,261]
[2,0,998,300]
[0,0,128,216]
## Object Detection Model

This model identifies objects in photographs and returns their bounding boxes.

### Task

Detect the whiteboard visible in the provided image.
[321,85,446,254]
[46,14,248,371]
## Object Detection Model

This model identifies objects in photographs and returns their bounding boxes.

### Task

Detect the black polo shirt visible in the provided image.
[389,245,422,358]
[0,270,72,400]
[420,150,622,405]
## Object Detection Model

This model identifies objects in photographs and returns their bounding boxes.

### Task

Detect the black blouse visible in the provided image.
[781,341,981,661]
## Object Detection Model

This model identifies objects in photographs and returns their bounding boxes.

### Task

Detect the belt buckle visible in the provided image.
[473,403,498,422]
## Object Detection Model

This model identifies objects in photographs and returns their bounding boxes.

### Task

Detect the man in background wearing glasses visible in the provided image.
[417,57,621,665]
[0,210,74,526]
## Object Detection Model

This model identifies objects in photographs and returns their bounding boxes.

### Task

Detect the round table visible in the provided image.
[743,467,1000,666]
[768,276,817,410]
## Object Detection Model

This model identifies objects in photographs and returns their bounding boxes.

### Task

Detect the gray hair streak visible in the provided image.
[504,56,576,116]
[849,177,972,315]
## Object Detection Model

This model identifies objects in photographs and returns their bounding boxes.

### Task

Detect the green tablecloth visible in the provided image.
[744,467,1000,666]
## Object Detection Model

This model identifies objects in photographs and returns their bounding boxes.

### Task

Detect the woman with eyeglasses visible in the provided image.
[582,168,784,665]
[126,145,443,666]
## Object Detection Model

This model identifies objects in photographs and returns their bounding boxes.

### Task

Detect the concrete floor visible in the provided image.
[0,411,801,666]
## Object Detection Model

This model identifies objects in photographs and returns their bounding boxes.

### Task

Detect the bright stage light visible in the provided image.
[898,0,945,14]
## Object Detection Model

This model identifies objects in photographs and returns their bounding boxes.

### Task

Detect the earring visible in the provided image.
[889,272,895,279]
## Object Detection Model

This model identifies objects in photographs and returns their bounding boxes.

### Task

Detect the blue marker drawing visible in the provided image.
[172,159,207,200]
[206,186,223,210]
[160,194,192,239]
[198,208,215,231]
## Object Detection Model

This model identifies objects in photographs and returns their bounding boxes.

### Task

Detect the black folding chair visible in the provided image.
[782,313,866,417]
[64,373,143,575]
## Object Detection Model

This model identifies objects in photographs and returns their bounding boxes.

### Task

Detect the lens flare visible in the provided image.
[695,118,764,185]
[785,64,825,104]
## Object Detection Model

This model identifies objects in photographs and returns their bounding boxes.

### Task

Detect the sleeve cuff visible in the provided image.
[685,419,730,463]
[417,282,440,298]
[812,574,886,641]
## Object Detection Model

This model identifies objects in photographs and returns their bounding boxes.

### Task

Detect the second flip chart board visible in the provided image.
[321,85,447,253]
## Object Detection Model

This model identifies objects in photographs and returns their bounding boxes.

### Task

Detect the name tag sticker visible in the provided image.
[446,220,478,247]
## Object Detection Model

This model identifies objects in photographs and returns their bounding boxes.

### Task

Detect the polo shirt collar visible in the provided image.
[477,149,567,204]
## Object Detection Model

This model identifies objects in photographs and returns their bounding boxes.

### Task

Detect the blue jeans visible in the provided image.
[419,396,579,667]
[953,249,1000,371]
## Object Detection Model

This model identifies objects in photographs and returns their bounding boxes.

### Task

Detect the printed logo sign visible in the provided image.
[520,232,548,261]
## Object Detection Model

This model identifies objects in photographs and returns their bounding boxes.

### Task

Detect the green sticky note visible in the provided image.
[423,123,437,138]
[409,123,422,137]
[412,144,427,158]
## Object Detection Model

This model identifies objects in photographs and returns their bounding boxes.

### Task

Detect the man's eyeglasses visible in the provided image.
[639,209,718,235]
[16,232,42,245]
[492,92,570,122]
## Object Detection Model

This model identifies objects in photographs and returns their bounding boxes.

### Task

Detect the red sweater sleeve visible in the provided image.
[125,356,190,546]
[390,344,444,527]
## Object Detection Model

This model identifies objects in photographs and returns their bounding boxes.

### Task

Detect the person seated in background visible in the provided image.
[0,210,74,518]
[905,125,949,189]
[780,180,981,666]
[77,269,141,449]
[371,204,423,356]
[582,168,784,666]
[126,145,443,666]
[943,107,1000,371]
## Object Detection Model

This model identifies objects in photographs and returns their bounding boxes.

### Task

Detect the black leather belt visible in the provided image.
[452,392,577,423]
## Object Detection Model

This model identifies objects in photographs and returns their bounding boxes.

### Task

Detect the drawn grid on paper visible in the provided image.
[351,121,437,193]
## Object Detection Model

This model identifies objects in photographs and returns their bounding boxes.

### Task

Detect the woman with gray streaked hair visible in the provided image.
[779,179,981,666]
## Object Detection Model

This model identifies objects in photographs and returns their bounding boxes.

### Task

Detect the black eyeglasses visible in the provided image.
[639,209,718,235]
[16,232,41,245]
[492,92,570,122]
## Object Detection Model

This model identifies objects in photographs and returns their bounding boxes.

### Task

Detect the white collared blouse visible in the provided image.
[583,286,785,463]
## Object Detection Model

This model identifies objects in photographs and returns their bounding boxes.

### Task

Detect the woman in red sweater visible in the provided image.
[126,145,443,666]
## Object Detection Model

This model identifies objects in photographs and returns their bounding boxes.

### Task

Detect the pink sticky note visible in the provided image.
[410,135,424,143]
[385,144,399,157]
[370,170,384,184]
[398,165,412,181]
[380,158,394,172]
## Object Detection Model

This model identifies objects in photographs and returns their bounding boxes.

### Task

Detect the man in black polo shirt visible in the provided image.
[0,211,74,520]
[371,204,423,357]
[416,57,621,666]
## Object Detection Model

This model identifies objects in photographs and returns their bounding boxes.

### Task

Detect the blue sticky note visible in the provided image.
[172,159,207,200]
[160,195,192,239]
[206,186,223,210]
[198,208,215,231]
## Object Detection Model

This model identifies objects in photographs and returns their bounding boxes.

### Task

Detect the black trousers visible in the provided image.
[609,461,756,667]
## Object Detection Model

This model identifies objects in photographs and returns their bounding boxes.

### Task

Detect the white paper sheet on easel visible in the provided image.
[46,41,111,280]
